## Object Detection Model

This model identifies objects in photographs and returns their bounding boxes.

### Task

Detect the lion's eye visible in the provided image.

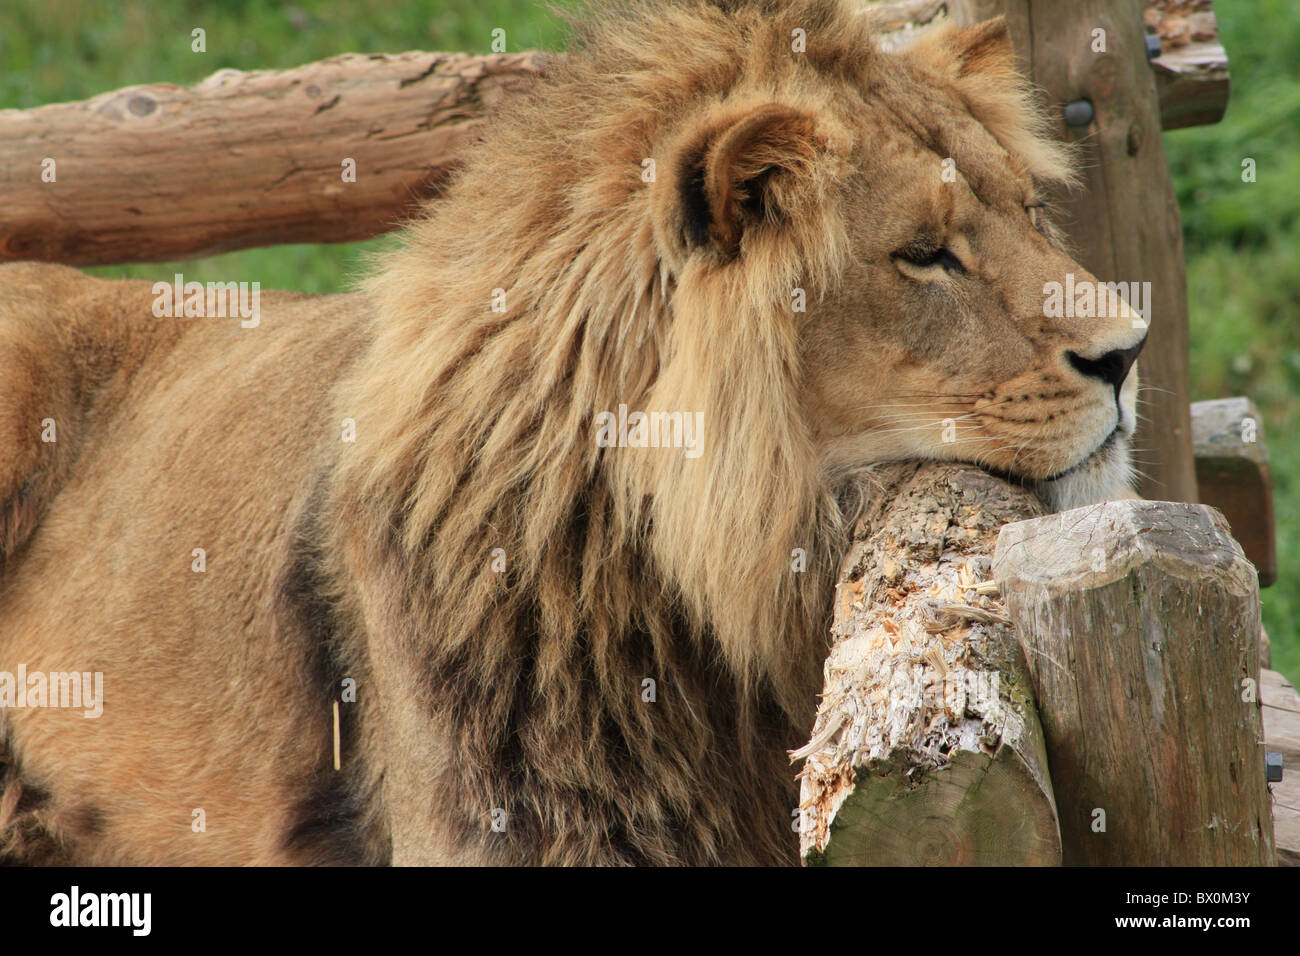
[893,244,966,275]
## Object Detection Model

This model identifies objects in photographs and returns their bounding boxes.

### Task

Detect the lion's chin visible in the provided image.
[1029,431,1137,513]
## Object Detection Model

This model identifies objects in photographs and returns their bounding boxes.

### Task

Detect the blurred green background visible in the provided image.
[1,1,1296,682]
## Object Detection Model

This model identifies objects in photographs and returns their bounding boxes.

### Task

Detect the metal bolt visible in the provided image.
[1266,751,1283,783]
[1063,99,1094,128]
[1145,32,1162,61]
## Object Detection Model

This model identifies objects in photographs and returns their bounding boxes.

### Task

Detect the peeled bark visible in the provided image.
[795,462,1059,866]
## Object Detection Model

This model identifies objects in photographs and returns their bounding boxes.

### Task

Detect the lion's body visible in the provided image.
[0,268,377,863]
[0,0,1146,865]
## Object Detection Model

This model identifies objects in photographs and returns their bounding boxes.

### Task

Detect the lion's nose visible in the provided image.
[1066,335,1147,398]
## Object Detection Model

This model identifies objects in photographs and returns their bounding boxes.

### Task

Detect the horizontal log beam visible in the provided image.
[1146,0,1230,130]
[0,0,1227,266]
[0,51,545,266]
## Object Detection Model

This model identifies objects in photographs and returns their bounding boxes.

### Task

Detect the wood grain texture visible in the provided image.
[1192,397,1276,587]
[0,51,545,265]
[1262,668,1300,867]
[993,500,1275,865]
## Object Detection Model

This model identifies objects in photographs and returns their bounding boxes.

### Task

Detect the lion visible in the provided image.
[0,0,1144,865]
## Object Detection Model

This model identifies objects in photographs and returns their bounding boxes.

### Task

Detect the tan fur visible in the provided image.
[0,0,1144,865]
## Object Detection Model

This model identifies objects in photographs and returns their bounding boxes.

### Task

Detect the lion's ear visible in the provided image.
[951,17,1016,77]
[667,103,820,259]
[910,17,1017,81]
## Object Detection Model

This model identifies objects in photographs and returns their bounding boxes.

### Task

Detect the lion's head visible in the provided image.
[640,4,1144,514]
[331,0,1146,864]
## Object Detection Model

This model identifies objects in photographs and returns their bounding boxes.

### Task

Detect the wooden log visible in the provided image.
[795,462,1060,866]
[1145,0,1230,130]
[993,500,1275,865]
[0,1,1227,267]
[1262,668,1300,867]
[953,0,1200,506]
[0,51,546,266]
[1192,397,1276,587]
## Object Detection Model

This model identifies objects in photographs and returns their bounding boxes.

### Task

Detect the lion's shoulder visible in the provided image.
[0,265,171,570]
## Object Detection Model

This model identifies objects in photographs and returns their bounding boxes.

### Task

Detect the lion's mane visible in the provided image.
[319,0,1066,864]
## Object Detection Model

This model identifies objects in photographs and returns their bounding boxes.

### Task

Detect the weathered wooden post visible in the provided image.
[952,0,1202,505]
[993,500,1275,865]
[1192,397,1276,587]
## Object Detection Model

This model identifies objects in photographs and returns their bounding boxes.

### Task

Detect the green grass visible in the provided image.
[1163,0,1300,681]
[2,1,1297,682]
